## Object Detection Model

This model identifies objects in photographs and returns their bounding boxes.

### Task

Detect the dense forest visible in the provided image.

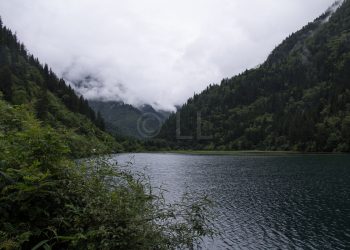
[0,98,212,249]
[0,17,212,249]
[89,101,169,139]
[0,18,122,157]
[158,0,350,152]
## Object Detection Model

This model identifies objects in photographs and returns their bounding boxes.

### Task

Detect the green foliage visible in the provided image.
[96,111,105,131]
[0,66,12,102]
[0,17,122,156]
[35,88,49,120]
[159,0,350,152]
[89,101,170,140]
[89,101,146,139]
[0,99,215,249]
[0,13,214,250]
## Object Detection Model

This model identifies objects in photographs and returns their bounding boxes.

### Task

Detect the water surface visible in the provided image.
[114,153,350,249]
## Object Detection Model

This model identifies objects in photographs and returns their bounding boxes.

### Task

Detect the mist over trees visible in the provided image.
[0,18,105,130]
[0,17,121,157]
[158,0,350,152]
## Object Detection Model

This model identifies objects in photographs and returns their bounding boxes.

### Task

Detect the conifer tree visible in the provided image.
[0,66,13,102]
[96,111,105,131]
[36,88,49,120]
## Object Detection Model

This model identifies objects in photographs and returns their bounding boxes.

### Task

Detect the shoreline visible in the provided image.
[122,150,349,156]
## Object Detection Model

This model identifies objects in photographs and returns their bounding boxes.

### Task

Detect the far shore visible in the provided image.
[123,150,348,156]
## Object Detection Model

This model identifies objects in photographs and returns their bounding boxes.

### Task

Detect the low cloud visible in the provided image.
[0,0,336,110]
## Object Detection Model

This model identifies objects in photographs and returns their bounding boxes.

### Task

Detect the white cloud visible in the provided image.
[0,0,336,110]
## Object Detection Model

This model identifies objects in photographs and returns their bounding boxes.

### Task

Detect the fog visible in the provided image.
[0,0,337,110]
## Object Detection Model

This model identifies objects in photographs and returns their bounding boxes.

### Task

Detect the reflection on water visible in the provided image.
[114,153,350,249]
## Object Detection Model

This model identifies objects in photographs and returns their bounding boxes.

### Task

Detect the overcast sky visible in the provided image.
[0,0,337,110]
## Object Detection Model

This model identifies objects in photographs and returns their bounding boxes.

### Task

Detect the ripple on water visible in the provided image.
[115,153,350,249]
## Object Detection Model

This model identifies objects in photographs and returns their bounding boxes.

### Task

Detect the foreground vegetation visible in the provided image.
[0,99,214,249]
[0,17,214,249]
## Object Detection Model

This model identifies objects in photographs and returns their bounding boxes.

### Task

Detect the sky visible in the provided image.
[0,0,337,110]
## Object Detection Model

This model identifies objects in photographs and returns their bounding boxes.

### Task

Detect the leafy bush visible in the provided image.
[0,100,215,249]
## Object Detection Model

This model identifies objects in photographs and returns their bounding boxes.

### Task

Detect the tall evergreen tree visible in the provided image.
[158,0,350,152]
[0,66,13,102]
[36,88,49,120]
[96,111,105,131]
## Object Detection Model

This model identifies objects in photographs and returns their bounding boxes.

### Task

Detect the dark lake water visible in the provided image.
[114,153,350,249]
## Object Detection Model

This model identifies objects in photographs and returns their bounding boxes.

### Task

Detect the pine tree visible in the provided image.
[36,88,49,120]
[0,66,13,102]
[96,111,105,131]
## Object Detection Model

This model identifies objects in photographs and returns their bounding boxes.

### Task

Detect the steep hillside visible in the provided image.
[90,100,170,139]
[0,18,122,157]
[159,0,350,152]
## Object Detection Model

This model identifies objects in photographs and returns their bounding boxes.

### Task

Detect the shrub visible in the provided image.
[0,100,215,249]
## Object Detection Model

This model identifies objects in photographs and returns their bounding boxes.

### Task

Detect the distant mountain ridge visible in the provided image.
[158,0,350,152]
[89,100,170,139]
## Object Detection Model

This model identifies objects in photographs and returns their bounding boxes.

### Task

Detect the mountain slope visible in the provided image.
[90,100,170,139]
[0,22,210,250]
[0,18,122,157]
[159,0,350,152]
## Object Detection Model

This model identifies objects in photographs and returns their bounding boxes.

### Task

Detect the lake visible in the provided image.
[114,153,350,249]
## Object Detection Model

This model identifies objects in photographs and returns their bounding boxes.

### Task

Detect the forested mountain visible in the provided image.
[90,100,170,139]
[158,0,350,152]
[0,18,121,157]
[0,17,212,249]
